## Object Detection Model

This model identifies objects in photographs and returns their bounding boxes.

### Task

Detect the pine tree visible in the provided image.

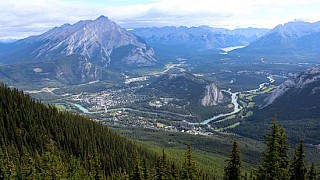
[278,128,290,175]
[132,151,143,180]
[155,157,163,180]
[0,148,7,179]
[224,140,242,180]
[142,158,149,180]
[20,152,37,180]
[171,162,178,180]
[290,140,307,180]
[182,144,197,180]
[68,156,87,179]
[42,151,68,179]
[155,149,169,180]
[307,163,317,180]
[257,116,290,180]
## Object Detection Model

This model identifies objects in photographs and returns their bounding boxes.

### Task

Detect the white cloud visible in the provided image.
[1,0,320,39]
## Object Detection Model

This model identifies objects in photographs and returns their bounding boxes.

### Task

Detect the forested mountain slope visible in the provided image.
[0,84,206,179]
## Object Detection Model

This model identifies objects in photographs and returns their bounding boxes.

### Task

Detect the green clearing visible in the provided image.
[54,104,67,111]
[225,122,241,129]
[240,100,248,108]
[261,86,277,93]
[246,94,255,101]
[244,111,254,117]
[248,102,255,108]
[239,93,245,99]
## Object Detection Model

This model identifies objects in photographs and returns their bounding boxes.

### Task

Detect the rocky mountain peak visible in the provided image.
[96,15,109,21]
[3,15,157,68]
[0,16,157,84]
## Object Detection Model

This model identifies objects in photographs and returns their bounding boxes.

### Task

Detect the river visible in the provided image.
[189,90,241,125]
[189,75,275,125]
[73,103,101,114]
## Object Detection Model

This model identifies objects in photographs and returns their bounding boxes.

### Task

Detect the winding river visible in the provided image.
[189,75,275,125]
[189,90,241,125]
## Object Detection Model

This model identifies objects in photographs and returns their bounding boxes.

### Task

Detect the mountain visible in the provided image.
[260,67,320,120]
[234,21,320,55]
[234,67,320,144]
[0,16,156,67]
[132,26,269,51]
[0,16,157,85]
[0,39,17,43]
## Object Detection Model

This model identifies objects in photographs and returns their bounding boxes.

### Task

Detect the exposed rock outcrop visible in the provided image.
[201,83,224,106]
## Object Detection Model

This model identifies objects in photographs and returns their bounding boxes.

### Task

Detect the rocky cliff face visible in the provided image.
[264,67,320,107]
[201,83,224,106]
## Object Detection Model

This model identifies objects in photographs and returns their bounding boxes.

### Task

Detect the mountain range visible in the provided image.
[1,16,320,86]
[132,26,269,51]
[233,21,320,55]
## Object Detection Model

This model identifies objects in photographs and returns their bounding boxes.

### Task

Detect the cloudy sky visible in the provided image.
[1,0,320,40]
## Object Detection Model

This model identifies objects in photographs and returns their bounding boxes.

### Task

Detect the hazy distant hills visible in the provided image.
[132,26,269,51]
[0,16,157,84]
[234,21,320,55]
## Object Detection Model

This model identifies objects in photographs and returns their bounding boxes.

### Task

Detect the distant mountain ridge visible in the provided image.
[234,21,320,55]
[132,26,269,51]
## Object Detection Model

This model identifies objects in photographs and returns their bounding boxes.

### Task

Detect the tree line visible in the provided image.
[224,117,318,180]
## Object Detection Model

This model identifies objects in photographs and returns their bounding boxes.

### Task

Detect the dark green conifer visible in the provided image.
[155,149,169,180]
[0,148,7,179]
[182,144,197,180]
[142,158,149,180]
[171,162,178,180]
[257,116,290,180]
[224,140,242,180]
[290,140,307,180]
[277,127,290,180]
[307,163,317,180]
[132,150,143,180]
